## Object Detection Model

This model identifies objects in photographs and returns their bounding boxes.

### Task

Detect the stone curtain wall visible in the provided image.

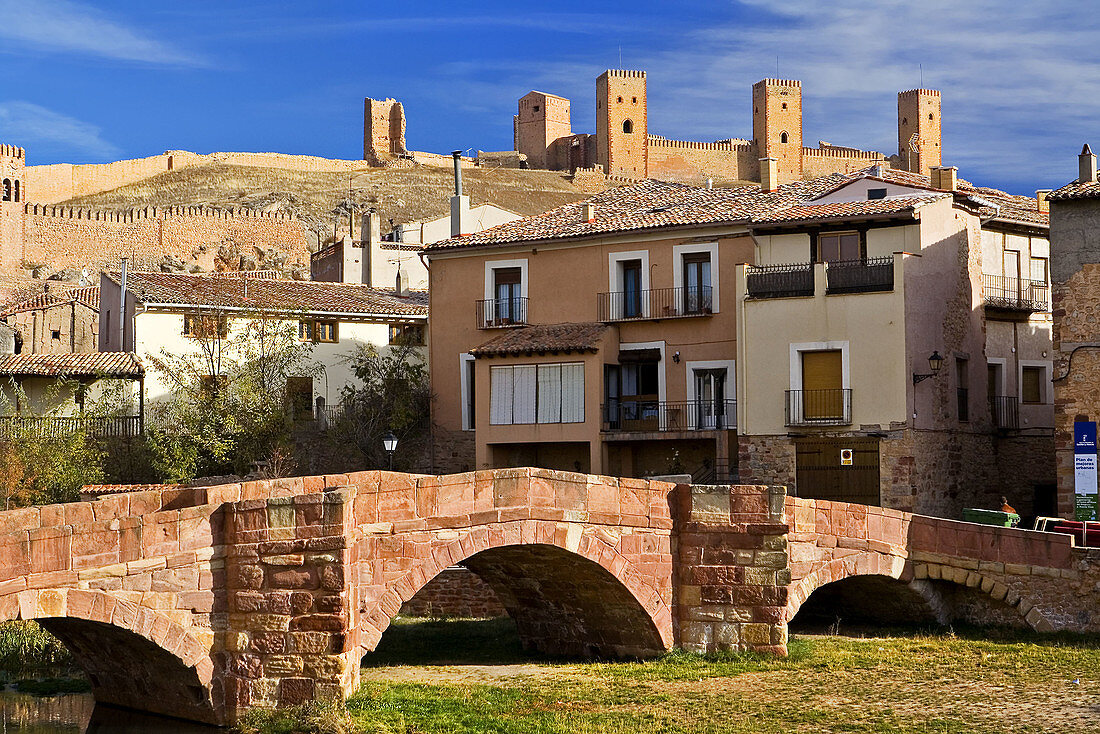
[21,205,312,272]
[399,567,506,618]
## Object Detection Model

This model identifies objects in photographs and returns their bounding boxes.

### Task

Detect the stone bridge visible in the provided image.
[0,469,1095,724]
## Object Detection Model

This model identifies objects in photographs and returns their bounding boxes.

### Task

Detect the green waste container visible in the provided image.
[962,508,1020,527]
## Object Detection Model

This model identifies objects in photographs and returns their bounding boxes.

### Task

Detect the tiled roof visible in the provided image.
[426,176,850,252]
[1048,180,1100,201]
[1,286,100,317]
[751,193,948,225]
[833,168,1049,227]
[106,272,427,318]
[471,322,609,357]
[0,352,143,377]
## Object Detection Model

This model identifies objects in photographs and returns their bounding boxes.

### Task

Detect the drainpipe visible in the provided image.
[118,257,128,352]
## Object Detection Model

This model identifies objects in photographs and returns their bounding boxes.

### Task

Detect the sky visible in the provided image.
[0,0,1096,195]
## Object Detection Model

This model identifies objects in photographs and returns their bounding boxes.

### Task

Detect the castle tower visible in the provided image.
[897,89,941,177]
[752,79,803,185]
[596,70,648,178]
[363,98,407,162]
[0,144,25,270]
[515,91,572,170]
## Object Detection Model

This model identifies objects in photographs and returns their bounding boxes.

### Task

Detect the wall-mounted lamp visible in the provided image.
[912,351,944,385]
[672,351,681,363]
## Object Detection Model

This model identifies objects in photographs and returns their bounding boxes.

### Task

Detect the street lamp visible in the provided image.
[383,431,398,470]
[913,351,945,385]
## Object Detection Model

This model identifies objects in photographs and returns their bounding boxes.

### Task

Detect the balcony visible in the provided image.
[785,389,853,427]
[982,275,1048,312]
[825,256,895,294]
[0,415,143,439]
[746,262,814,299]
[990,395,1019,431]
[597,286,712,322]
[476,297,529,329]
[602,399,736,433]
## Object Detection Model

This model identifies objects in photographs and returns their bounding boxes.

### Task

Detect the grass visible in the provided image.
[239,617,1100,734]
[0,621,78,681]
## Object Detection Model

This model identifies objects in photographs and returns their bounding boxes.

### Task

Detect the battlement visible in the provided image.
[24,203,296,222]
[899,88,941,97]
[649,135,755,152]
[754,78,802,88]
[0,145,24,160]
[802,146,883,159]
[603,69,646,78]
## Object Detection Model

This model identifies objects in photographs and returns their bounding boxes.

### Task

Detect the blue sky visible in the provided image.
[0,0,1096,195]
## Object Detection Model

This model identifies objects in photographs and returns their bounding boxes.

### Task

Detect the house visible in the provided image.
[1048,144,1100,520]
[0,285,100,354]
[0,352,144,439]
[425,162,1053,519]
[97,270,427,412]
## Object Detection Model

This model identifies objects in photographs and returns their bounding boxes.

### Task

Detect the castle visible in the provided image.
[364,71,943,186]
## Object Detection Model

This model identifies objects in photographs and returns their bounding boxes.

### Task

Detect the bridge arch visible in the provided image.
[1,588,217,724]
[362,521,673,660]
[786,554,1052,632]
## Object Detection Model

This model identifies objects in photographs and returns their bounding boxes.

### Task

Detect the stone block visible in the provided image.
[741,623,772,645]
[278,678,316,706]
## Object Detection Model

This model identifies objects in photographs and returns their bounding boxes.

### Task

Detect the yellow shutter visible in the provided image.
[802,350,843,419]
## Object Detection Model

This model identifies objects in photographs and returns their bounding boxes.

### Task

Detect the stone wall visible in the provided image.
[737,435,796,489]
[20,205,312,273]
[430,426,477,474]
[398,566,505,618]
[5,299,98,354]
[646,137,758,184]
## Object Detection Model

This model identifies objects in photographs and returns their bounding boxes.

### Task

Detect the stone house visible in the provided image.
[425,164,1054,520]
[97,270,427,413]
[0,285,99,354]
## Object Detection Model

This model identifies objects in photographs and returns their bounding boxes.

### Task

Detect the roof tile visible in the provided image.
[0,352,143,377]
[471,322,610,357]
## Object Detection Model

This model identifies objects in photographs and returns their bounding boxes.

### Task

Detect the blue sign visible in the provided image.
[1075,421,1098,521]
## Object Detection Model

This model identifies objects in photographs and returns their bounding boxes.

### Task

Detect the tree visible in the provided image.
[328,342,430,472]
[145,309,317,482]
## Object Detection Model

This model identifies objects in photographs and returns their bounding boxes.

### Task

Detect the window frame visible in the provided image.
[389,323,425,346]
[1020,362,1049,405]
[489,361,586,426]
[816,230,863,264]
[184,312,229,339]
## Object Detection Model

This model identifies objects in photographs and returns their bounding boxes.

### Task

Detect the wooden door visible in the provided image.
[801,350,843,420]
[795,437,880,506]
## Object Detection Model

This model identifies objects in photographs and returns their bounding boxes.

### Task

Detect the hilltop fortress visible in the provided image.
[367,70,943,186]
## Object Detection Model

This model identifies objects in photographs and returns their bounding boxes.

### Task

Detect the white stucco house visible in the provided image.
[98,270,427,412]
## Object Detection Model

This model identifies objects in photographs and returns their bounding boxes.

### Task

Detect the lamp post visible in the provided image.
[913,351,945,385]
[383,431,398,470]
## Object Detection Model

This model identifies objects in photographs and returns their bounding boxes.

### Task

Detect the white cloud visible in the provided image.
[0,101,117,158]
[0,0,199,65]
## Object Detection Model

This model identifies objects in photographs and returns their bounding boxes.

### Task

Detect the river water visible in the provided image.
[0,691,222,733]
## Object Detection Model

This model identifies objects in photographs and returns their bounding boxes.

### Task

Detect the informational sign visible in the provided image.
[840,448,854,466]
[1074,421,1098,521]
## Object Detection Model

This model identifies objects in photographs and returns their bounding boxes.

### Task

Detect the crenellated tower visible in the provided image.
[0,144,25,270]
[753,79,803,185]
[897,89,942,176]
[597,70,648,178]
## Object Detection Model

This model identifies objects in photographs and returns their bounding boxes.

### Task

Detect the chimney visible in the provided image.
[759,157,778,192]
[1036,189,1051,213]
[932,166,957,191]
[705,177,713,190]
[395,267,410,298]
[118,257,128,351]
[451,150,463,196]
[1080,143,1097,183]
[581,202,597,222]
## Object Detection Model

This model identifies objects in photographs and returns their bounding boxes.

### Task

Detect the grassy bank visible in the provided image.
[0,621,76,681]
[237,617,1100,734]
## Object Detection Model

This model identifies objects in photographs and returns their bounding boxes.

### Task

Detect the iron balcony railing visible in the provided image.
[746,262,814,299]
[982,275,1049,311]
[785,389,852,426]
[0,415,143,439]
[602,399,736,432]
[476,297,529,328]
[825,256,895,294]
[990,395,1019,430]
[597,286,713,322]
[692,460,737,485]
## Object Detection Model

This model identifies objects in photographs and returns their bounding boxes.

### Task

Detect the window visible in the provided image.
[867,188,887,200]
[532,105,540,112]
[389,324,424,346]
[13,181,18,203]
[1022,366,1044,404]
[801,350,844,420]
[299,320,338,343]
[632,96,637,103]
[462,355,476,430]
[781,102,788,110]
[51,329,61,341]
[617,96,623,103]
[956,357,969,421]
[1,179,9,202]
[694,368,728,429]
[490,362,584,425]
[184,313,228,339]
[682,252,712,314]
[817,232,860,263]
[622,119,634,134]
[780,131,789,144]
[621,259,643,317]
[1030,257,1048,284]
